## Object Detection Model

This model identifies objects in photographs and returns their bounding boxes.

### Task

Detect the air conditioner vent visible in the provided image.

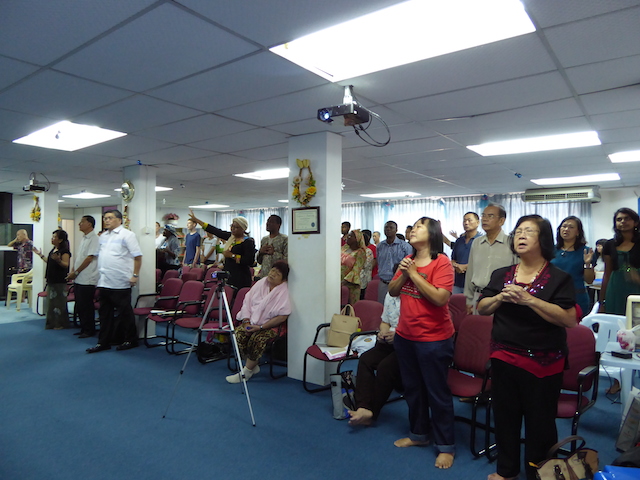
[522,186,600,203]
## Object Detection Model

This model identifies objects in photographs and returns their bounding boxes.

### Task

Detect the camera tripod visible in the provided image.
[162,275,256,426]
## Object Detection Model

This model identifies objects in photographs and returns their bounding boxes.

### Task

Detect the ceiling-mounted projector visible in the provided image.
[22,172,50,192]
[317,85,371,125]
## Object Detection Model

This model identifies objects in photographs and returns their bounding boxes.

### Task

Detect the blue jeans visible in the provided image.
[394,334,455,454]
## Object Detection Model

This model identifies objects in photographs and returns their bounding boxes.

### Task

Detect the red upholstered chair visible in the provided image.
[181,265,191,276]
[556,324,599,444]
[447,315,494,458]
[190,267,205,281]
[364,278,381,302]
[181,271,198,282]
[303,300,383,393]
[340,285,349,308]
[448,293,468,333]
[139,278,184,348]
[162,280,206,354]
[160,269,180,287]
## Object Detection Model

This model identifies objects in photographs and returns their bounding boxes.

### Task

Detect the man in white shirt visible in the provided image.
[86,210,142,353]
[67,216,100,338]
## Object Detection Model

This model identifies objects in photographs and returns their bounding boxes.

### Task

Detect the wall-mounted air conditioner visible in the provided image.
[522,186,601,203]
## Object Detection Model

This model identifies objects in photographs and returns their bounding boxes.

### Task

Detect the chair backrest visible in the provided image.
[564,324,598,392]
[157,277,183,310]
[231,287,251,320]
[352,300,384,331]
[162,269,180,283]
[178,280,205,315]
[190,267,205,281]
[206,285,235,321]
[340,285,349,306]
[155,269,162,284]
[449,293,468,332]
[364,278,380,302]
[11,270,34,285]
[581,313,625,353]
[452,315,493,375]
[181,271,199,282]
[181,265,191,275]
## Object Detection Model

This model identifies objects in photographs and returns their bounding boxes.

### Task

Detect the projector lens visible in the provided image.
[318,109,331,122]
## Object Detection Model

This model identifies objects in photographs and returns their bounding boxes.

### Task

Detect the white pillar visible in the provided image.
[122,165,156,339]
[287,132,342,384]
[31,183,59,310]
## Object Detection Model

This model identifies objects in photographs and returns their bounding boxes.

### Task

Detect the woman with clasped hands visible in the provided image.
[225,261,291,383]
[478,215,576,480]
[388,217,456,470]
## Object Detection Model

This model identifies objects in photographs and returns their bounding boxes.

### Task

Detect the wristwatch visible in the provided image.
[132,274,139,278]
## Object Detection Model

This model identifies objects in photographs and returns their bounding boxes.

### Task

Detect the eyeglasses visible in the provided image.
[514,228,539,237]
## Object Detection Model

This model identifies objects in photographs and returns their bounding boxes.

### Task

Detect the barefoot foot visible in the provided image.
[394,437,430,448]
[488,473,519,480]
[435,452,454,469]
[347,408,373,426]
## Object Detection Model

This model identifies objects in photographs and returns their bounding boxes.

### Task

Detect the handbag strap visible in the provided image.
[545,435,586,458]
[341,304,356,317]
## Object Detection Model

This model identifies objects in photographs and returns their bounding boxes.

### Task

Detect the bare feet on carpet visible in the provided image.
[435,452,454,469]
[393,437,430,448]
[488,473,519,480]
[347,408,373,426]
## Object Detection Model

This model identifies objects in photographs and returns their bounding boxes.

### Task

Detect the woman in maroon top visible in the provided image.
[478,215,576,480]
[389,217,455,470]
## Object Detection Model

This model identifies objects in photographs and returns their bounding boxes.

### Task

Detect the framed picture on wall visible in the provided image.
[292,207,320,234]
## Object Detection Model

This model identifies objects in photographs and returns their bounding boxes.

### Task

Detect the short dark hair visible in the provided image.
[464,211,479,221]
[82,215,96,228]
[104,209,122,220]
[412,217,443,260]
[362,229,372,245]
[487,203,507,219]
[555,216,586,250]
[269,215,282,226]
[342,221,351,228]
[385,221,397,228]
[510,215,555,261]
[396,233,405,241]
[613,208,640,244]
[272,260,290,281]
[52,229,70,251]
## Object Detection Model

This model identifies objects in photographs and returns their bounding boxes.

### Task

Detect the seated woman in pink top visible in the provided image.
[226,261,291,383]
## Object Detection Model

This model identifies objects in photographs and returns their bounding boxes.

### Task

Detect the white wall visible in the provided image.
[592,187,640,241]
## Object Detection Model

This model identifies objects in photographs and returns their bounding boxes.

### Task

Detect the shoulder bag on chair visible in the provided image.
[326,304,361,348]
[532,435,598,480]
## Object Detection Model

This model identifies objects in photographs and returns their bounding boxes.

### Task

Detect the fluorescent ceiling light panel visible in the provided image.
[114,186,173,192]
[609,150,640,163]
[234,168,289,180]
[361,192,421,198]
[270,0,535,82]
[62,192,111,199]
[468,131,601,156]
[13,121,126,151]
[531,173,620,186]
[278,199,289,203]
[189,204,230,209]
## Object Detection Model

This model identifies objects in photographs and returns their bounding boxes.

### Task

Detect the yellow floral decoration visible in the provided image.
[30,195,41,222]
[292,158,316,207]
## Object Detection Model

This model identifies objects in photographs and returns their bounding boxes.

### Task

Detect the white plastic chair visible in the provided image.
[581,313,626,383]
[5,270,34,311]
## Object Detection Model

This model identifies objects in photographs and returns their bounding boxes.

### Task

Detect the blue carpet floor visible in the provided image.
[0,309,626,479]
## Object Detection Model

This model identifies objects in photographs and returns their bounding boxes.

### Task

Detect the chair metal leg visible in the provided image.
[302,352,330,393]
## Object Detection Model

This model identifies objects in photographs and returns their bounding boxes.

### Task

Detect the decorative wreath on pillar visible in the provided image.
[30,195,41,222]
[291,159,316,207]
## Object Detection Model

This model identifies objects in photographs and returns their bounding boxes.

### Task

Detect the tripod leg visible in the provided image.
[223,291,256,426]
[162,327,201,418]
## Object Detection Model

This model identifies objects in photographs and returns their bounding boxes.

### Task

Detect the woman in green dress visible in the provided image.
[600,207,640,315]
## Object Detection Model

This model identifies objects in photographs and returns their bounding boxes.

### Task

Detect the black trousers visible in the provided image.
[354,341,401,420]
[491,359,563,480]
[97,288,137,345]
[74,283,96,335]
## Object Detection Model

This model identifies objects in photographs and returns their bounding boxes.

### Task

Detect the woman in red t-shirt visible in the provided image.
[388,217,455,470]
